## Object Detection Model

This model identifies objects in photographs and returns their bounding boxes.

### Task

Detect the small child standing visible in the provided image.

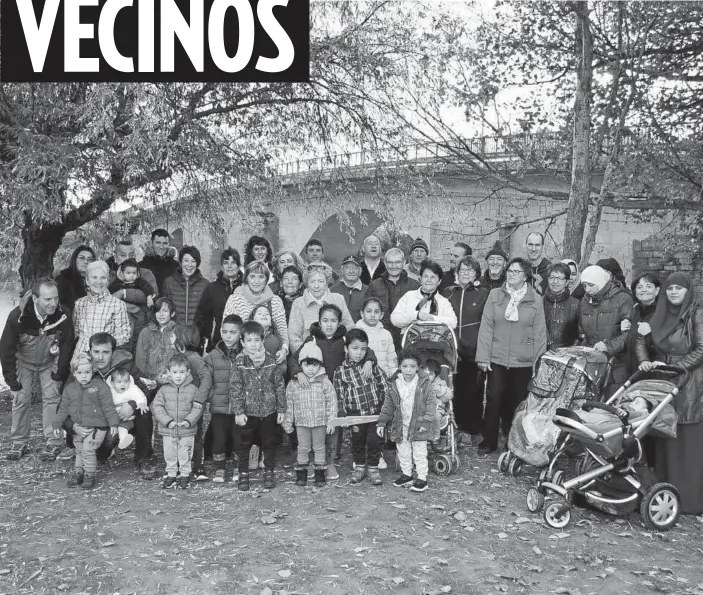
[135,297,177,383]
[250,304,286,378]
[204,314,243,483]
[53,353,120,490]
[107,368,149,450]
[151,354,203,489]
[283,343,337,487]
[230,321,286,492]
[377,349,436,492]
[356,297,398,377]
[423,359,454,447]
[333,328,388,486]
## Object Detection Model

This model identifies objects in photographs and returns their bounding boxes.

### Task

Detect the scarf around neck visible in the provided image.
[504,284,528,321]
[238,284,274,307]
[416,289,439,315]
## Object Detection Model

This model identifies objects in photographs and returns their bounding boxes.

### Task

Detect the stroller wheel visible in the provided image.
[538,468,550,483]
[552,470,565,487]
[543,500,571,529]
[497,451,510,473]
[451,455,461,473]
[508,458,523,477]
[433,455,452,477]
[526,488,544,513]
[640,483,680,532]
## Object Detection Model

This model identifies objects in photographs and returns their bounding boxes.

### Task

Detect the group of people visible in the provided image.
[1,228,701,514]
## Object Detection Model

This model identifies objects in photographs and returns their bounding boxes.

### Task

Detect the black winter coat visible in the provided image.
[543,289,580,350]
[194,271,242,350]
[443,281,490,360]
[138,249,180,294]
[624,301,656,376]
[163,269,210,325]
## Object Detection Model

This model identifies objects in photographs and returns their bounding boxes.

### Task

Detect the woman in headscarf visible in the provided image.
[578,265,633,394]
[475,257,547,455]
[561,258,585,300]
[55,245,96,313]
[637,272,703,514]
[595,257,628,291]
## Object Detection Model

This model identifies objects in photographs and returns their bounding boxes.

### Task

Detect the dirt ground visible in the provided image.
[1,398,703,595]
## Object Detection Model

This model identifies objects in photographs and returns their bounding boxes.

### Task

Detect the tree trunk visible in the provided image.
[562,1,593,262]
[19,220,66,292]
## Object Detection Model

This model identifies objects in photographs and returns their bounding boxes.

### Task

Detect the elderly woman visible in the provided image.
[578,265,633,392]
[637,272,703,514]
[55,245,95,312]
[270,250,306,294]
[72,260,131,356]
[277,265,305,322]
[288,263,354,353]
[476,257,547,455]
[443,256,490,438]
[543,262,580,351]
[390,260,457,333]
[222,261,289,363]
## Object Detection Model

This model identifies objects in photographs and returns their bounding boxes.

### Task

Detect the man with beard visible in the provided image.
[438,242,471,293]
[482,241,508,290]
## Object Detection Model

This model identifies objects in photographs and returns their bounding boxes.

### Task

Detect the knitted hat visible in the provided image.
[341,254,362,267]
[485,241,507,261]
[409,238,429,255]
[298,342,323,364]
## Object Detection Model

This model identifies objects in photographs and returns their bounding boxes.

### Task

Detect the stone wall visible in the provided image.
[633,236,703,294]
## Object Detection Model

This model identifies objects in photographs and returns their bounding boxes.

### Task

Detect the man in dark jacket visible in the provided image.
[438,242,472,293]
[366,248,420,350]
[1,279,74,461]
[359,235,387,285]
[87,332,159,478]
[138,229,180,294]
[526,232,550,295]
[543,263,580,350]
[330,254,367,323]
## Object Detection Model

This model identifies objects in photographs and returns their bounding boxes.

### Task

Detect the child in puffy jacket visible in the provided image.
[151,354,203,489]
[135,297,177,382]
[53,353,119,490]
[356,297,397,377]
[251,304,286,377]
[377,349,436,493]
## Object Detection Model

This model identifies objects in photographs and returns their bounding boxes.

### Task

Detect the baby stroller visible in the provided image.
[401,321,460,476]
[526,366,684,531]
[498,347,609,476]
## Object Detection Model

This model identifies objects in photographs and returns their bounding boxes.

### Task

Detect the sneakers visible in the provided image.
[368,466,383,486]
[350,466,367,484]
[314,467,326,488]
[192,466,208,481]
[57,446,75,460]
[378,455,388,470]
[213,469,226,483]
[295,468,308,487]
[6,443,27,461]
[117,433,134,450]
[238,471,250,492]
[136,458,158,480]
[410,479,428,492]
[263,469,275,490]
[393,474,414,488]
[327,463,339,480]
[162,476,178,489]
[81,474,96,490]
[39,445,61,462]
[67,468,84,488]
[178,476,190,489]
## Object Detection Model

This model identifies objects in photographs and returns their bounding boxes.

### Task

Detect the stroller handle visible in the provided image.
[628,365,689,388]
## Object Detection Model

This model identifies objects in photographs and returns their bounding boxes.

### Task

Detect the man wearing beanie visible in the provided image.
[438,242,472,293]
[482,241,508,290]
[405,238,429,282]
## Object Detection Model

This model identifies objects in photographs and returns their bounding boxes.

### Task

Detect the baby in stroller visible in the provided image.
[422,358,454,449]
[573,396,651,435]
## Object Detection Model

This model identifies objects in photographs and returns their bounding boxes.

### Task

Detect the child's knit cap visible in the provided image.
[299,342,323,364]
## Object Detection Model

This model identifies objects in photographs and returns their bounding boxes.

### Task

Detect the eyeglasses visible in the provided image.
[548,276,567,282]
[457,269,476,276]
[506,269,524,276]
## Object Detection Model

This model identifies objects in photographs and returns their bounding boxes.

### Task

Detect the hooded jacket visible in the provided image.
[476,284,547,368]
[229,351,286,417]
[163,268,210,325]
[194,271,243,349]
[282,366,337,432]
[543,288,580,350]
[377,372,436,442]
[106,256,159,300]
[0,299,73,390]
[54,374,120,430]
[151,372,202,437]
[55,245,94,312]
[443,281,490,360]
[138,244,180,294]
[204,341,241,415]
[366,270,420,348]
[578,279,633,383]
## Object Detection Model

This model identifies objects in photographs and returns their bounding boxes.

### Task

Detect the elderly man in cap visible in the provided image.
[330,254,368,323]
[405,238,429,282]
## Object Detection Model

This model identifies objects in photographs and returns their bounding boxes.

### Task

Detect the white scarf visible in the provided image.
[504,284,528,322]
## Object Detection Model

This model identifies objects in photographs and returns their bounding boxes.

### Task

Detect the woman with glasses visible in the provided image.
[476,257,547,455]
[443,256,490,440]
[543,262,580,350]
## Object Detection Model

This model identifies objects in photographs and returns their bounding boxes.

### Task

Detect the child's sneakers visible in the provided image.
[213,469,226,483]
[178,476,190,489]
[350,466,367,484]
[295,467,308,486]
[327,463,339,480]
[263,469,276,489]
[192,466,208,481]
[378,455,388,470]
[410,479,428,492]
[393,474,414,488]
[313,466,326,487]
[117,427,134,449]
[238,472,250,492]
[162,476,178,489]
[67,468,84,488]
[81,474,96,490]
[368,466,383,486]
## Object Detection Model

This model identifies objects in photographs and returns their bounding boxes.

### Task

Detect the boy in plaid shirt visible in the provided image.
[333,328,387,486]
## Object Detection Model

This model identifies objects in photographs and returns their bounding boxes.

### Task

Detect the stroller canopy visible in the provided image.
[530,347,608,401]
[403,323,458,371]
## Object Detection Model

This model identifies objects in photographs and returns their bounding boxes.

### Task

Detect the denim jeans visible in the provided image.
[296,426,327,467]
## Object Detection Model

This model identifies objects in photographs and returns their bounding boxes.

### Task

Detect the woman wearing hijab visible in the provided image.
[578,265,634,394]
[475,257,547,455]
[55,245,96,313]
[561,258,585,300]
[595,257,629,291]
[637,272,703,514]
